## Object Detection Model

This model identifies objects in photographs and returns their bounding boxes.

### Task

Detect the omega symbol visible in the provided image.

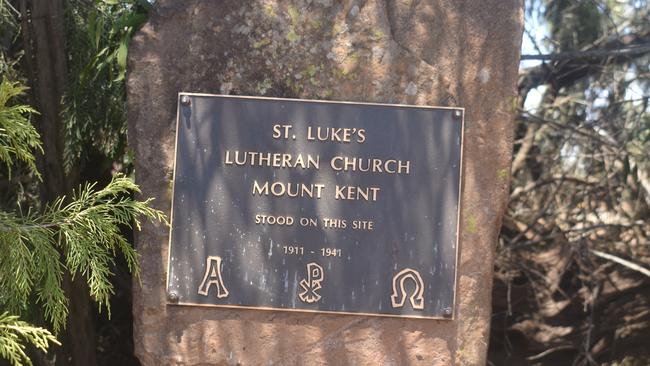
[390,268,425,310]
[299,262,324,303]
[197,256,229,299]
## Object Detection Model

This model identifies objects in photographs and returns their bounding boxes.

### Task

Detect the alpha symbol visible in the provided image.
[197,256,229,299]
[390,268,425,310]
[299,262,324,303]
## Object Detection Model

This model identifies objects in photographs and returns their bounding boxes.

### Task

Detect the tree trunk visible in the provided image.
[19,1,98,365]
[19,0,67,200]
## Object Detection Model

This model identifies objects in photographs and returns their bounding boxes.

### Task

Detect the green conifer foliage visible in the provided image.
[0,81,41,178]
[0,78,166,365]
[0,312,59,366]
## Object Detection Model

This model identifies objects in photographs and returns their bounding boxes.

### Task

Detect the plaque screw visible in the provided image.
[443,307,453,317]
[180,95,191,106]
[167,291,179,303]
[453,109,462,119]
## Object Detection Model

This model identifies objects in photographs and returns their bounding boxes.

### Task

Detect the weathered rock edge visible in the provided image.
[127,1,523,365]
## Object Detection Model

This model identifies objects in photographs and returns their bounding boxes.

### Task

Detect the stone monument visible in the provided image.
[127,1,523,364]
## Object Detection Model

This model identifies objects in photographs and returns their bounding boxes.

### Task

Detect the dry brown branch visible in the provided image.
[591,250,650,278]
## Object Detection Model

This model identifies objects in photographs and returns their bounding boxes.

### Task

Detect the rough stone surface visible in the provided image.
[127,1,523,365]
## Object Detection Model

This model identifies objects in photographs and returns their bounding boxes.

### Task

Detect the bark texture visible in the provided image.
[20,1,97,365]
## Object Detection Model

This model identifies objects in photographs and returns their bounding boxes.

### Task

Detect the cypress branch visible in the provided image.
[0,76,167,363]
[0,312,60,366]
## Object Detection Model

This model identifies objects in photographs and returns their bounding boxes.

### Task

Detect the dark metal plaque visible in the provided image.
[166,94,464,319]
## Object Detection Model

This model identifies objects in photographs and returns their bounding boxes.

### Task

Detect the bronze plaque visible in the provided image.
[166,94,464,319]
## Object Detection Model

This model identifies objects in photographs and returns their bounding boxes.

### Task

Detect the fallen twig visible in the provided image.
[591,250,650,278]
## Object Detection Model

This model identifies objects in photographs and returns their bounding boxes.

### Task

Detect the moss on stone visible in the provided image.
[252,38,271,48]
[310,19,323,30]
[287,5,300,25]
[371,28,384,40]
[262,3,275,18]
[465,215,478,234]
[305,65,318,77]
[286,29,300,43]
